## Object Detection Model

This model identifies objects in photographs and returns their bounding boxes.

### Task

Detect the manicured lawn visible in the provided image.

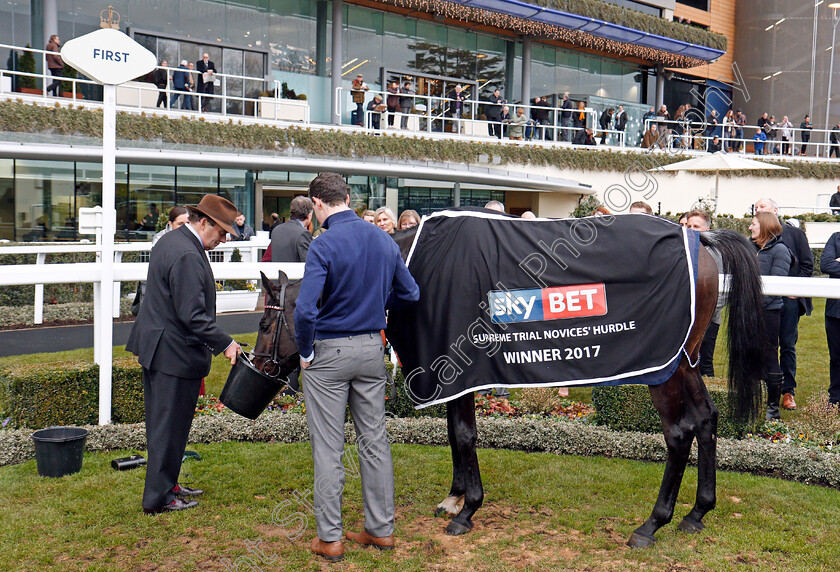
[1,441,840,571]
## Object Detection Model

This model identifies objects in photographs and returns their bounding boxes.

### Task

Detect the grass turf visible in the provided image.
[1,441,840,570]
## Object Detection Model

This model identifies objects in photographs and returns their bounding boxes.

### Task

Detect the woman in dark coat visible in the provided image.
[749,211,792,420]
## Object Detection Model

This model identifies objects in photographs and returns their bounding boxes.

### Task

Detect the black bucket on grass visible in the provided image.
[220,354,284,419]
[31,426,88,478]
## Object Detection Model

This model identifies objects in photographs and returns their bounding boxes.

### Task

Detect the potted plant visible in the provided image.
[60,66,84,99]
[215,248,260,313]
[15,46,41,95]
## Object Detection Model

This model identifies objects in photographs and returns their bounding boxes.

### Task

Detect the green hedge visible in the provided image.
[0,359,144,429]
[385,362,447,420]
[5,100,840,181]
[547,0,727,51]
[592,382,759,439]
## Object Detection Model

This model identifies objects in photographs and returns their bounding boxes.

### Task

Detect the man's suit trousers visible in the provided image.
[142,368,202,510]
[302,334,394,542]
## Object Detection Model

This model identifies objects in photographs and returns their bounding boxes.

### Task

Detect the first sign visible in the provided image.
[60,28,157,85]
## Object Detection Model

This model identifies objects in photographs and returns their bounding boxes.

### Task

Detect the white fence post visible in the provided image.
[34,252,46,324]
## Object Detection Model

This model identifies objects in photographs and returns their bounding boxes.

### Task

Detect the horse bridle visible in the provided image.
[251,282,299,378]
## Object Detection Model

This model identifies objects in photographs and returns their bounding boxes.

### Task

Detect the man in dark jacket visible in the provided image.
[821,232,840,404]
[231,212,255,241]
[830,185,840,214]
[573,127,595,146]
[485,89,504,139]
[598,108,614,145]
[195,53,217,112]
[154,61,169,108]
[271,196,313,262]
[531,96,552,140]
[126,194,241,514]
[754,197,814,410]
[560,93,573,141]
[613,105,627,144]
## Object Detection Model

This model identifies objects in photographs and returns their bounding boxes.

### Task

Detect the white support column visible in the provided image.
[98,83,117,426]
[34,252,45,324]
[112,251,122,318]
[330,0,343,125]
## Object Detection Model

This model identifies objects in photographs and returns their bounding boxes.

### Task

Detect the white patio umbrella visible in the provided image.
[649,151,789,204]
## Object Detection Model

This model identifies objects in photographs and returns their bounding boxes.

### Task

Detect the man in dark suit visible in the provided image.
[126,194,242,514]
[271,196,313,262]
[195,53,217,112]
[754,197,814,410]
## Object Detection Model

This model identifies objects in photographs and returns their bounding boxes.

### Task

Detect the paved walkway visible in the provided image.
[0,312,261,357]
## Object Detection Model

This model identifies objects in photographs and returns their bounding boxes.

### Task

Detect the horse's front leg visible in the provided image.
[435,399,465,518]
[678,367,719,533]
[628,369,694,548]
[445,392,484,536]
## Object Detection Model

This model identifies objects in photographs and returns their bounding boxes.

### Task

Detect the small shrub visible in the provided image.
[0,359,144,429]
[592,379,758,439]
[16,47,35,90]
[516,387,565,416]
[794,390,840,444]
[384,361,447,419]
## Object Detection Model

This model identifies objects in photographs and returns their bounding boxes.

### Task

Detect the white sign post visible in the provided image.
[62,29,156,425]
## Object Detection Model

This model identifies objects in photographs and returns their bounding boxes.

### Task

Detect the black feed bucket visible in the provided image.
[220,354,284,419]
[31,426,89,478]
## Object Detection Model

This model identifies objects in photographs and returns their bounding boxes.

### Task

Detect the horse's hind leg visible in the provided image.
[435,399,466,518]
[445,393,484,536]
[628,367,694,548]
[678,367,719,533]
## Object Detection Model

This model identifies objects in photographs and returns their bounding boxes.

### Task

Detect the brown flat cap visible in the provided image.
[186,195,239,237]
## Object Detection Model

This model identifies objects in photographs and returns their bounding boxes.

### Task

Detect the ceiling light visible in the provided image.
[763,75,772,80]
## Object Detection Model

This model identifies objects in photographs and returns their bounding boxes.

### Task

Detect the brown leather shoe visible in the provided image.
[311,537,344,562]
[782,393,797,410]
[346,530,395,550]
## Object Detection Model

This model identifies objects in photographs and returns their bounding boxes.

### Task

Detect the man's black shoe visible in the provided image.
[173,484,204,497]
[143,497,199,515]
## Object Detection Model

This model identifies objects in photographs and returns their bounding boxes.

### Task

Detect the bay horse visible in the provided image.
[253,218,765,548]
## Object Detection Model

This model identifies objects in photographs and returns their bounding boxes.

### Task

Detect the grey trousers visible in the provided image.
[302,333,394,542]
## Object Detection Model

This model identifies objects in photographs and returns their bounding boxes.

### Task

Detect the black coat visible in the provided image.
[754,235,791,310]
[573,129,594,146]
[780,222,814,315]
[614,110,627,131]
[125,225,232,378]
[821,232,840,318]
[485,95,504,118]
[270,219,312,262]
[195,59,217,90]
[153,68,169,89]
[560,99,573,120]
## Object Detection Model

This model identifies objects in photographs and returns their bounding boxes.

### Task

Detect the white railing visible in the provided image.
[0,42,311,123]
[0,239,270,323]
[336,86,626,146]
[643,117,838,158]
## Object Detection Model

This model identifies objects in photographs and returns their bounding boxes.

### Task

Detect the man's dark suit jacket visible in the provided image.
[195,59,217,91]
[126,225,232,378]
[781,222,814,316]
[270,219,312,262]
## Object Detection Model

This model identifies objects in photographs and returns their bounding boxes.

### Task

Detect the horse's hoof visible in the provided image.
[434,507,448,518]
[445,520,473,536]
[678,517,705,533]
[626,532,656,548]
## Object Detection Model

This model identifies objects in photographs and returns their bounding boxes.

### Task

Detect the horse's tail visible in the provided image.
[699,230,765,424]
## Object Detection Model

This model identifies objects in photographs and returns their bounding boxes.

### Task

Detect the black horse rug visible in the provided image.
[386,209,700,409]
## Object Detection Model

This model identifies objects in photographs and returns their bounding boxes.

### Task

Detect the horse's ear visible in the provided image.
[277,270,289,286]
[260,272,276,297]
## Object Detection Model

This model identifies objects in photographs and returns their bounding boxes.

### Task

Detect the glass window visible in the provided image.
[126,165,175,240]
[476,34,506,102]
[269,0,317,75]
[0,159,13,241]
[344,5,384,86]
[176,166,217,208]
[223,48,244,114]
[220,169,251,225]
[383,13,416,74]
[14,160,75,242]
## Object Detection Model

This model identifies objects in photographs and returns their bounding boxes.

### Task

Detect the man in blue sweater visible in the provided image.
[295,172,419,562]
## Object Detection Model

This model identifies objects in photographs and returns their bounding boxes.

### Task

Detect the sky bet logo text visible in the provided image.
[488,284,607,324]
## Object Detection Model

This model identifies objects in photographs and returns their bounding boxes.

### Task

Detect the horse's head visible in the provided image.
[252,270,302,379]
